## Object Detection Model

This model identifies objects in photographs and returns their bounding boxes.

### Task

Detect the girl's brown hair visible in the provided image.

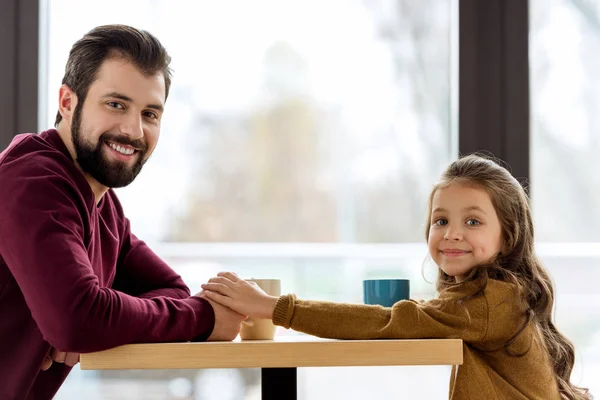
[424,154,590,400]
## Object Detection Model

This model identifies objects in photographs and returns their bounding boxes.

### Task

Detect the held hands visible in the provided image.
[201,272,278,320]
[195,290,247,341]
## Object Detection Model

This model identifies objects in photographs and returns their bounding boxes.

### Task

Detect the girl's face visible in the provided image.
[428,182,505,283]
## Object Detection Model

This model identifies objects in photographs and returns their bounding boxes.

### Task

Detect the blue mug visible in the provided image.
[363,279,410,307]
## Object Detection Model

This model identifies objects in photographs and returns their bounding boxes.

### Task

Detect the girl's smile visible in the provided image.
[428,182,505,282]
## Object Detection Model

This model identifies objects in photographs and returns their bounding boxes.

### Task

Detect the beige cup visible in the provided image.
[240,279,281,340]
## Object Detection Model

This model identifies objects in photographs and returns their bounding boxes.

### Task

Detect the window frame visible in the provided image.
[0,0,39,150]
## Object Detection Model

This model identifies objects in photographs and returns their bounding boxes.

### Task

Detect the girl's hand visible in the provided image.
[201,272,278,320]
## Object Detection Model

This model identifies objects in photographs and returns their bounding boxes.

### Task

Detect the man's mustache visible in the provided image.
[99,133,147,152]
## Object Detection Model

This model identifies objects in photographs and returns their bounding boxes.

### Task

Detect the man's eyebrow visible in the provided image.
[103,92,164,112]
[103,92,132,102]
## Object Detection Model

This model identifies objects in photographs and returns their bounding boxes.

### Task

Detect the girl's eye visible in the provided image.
[434,218,448,226]
[108,102,124,109]
[466,219,481,226]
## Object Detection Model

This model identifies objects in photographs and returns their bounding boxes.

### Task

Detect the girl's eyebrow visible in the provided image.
[462,206,487,215]
[432,206,487,215]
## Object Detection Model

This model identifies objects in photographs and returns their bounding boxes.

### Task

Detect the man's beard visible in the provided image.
[71,105,148,188]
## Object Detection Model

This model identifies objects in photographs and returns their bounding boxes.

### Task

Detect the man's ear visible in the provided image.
[58,84,78,124]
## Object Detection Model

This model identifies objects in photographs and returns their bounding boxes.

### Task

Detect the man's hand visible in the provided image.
[196,291,246,341]
[40,348,80,371]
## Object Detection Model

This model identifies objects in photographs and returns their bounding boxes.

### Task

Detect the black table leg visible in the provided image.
[261,367,297,400]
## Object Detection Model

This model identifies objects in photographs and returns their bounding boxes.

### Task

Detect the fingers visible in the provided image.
[201,282,233,297]
[50,348,79,367]
[64,352,80,367]
[40,356,53,371]
[207,276,234,286]
[51,348,66,363]
[217,271,240,282]
[202,290,234,308]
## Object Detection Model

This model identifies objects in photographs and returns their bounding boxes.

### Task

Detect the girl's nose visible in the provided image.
[444,226,463,241]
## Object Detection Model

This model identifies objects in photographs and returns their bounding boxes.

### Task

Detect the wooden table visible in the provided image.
[80,335,463,399]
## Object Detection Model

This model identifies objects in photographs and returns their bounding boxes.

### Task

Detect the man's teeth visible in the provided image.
[108,143,135,155]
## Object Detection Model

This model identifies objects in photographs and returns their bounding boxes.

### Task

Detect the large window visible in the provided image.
[530,0,600,395]
[45,0,456,399]
[44,0,455,246]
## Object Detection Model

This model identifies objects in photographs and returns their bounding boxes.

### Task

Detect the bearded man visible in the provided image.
[0,24,245,400]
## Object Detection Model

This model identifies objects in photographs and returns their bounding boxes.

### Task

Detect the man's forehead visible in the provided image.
[91,57,166,106]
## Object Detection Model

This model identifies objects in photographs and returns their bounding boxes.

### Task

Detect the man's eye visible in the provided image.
[108,102,124,109]
[466,219,480,226]
[144,111,158,119]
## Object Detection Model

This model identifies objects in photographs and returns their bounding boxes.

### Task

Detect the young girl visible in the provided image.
[201,154,591,400]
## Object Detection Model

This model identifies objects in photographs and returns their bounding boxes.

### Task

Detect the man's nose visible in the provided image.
[120,114,144,141]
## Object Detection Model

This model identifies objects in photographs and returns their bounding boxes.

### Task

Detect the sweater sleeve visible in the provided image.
[112,225,191,300]
[272,289,488,342]
[0,162,214,353]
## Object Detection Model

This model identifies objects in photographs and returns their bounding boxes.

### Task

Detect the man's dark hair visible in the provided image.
[54,24,172,127]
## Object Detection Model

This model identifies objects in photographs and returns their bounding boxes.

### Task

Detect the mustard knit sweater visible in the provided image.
[272,279,561,400]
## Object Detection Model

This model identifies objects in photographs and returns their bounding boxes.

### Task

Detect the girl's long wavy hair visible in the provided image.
[424,154,591,400]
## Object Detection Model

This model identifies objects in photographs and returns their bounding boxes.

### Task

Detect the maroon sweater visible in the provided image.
[0,129,215,399]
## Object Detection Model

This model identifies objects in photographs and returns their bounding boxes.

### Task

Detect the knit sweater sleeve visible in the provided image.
[272,285,488,342]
